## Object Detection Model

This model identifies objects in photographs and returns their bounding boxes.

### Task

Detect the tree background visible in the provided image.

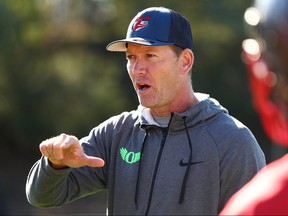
[0,0,282,214]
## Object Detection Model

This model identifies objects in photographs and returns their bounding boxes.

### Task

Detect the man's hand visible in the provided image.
[39,133,105,169]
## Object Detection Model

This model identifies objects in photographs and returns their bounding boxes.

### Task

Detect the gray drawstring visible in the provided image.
[179,116,193,204]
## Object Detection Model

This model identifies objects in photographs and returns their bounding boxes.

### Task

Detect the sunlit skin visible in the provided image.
[126,43,199,116]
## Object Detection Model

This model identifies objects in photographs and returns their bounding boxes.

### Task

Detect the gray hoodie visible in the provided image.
[26,93,266,215]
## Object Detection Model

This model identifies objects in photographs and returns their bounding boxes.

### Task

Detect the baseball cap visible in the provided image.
[106,7,193,52]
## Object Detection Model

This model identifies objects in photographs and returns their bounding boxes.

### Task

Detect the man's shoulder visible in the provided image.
[205,112,256,146]
[97,109,139,131]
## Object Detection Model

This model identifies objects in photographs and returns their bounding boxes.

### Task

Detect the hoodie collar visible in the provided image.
[137,93,227,131]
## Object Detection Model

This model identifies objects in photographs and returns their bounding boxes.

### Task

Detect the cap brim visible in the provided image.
[106,37,174,52]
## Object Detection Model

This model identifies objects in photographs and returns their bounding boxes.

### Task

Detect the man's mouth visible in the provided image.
[136,82,151,93]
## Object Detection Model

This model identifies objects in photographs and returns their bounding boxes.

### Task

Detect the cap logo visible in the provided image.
[133,15,150,31]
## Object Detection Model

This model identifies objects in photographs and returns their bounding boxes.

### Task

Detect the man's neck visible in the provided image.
[149,92,199,117]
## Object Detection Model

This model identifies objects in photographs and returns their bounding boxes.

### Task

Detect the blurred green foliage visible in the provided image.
[0,0,272,214]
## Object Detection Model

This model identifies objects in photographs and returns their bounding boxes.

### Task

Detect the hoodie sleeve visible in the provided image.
[216,116,266,212]
[26,156,73,207]
[26,157,106,207]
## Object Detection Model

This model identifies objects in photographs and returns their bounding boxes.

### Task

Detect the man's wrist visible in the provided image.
[48,159,68,170]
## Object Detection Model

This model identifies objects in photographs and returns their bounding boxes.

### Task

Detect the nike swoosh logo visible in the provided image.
[179,159,204,166]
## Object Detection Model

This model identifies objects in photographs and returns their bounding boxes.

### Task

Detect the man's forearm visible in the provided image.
[26,156,71,207]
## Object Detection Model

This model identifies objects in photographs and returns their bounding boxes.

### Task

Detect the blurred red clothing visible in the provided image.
[220,154,288,215]
[246,56,288,147]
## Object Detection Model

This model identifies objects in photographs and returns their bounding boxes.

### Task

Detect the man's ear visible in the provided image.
[179,49,194,74]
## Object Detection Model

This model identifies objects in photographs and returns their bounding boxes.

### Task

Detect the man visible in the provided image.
[26,7,265,215]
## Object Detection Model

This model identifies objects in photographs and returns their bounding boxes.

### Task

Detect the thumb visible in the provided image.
[83,155,105,167]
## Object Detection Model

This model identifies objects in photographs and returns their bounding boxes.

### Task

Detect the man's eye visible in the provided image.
[147,54,156,58]
[126,55,135,60]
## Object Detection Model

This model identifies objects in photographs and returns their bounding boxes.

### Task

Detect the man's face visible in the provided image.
[126,44,185,116]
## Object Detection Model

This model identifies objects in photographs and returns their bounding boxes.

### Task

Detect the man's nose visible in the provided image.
[131,58,146,75]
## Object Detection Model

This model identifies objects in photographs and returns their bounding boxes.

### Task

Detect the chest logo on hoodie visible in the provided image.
[120,147,141,164]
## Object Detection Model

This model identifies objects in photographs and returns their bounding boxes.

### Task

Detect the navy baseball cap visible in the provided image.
[106,7,193,51]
